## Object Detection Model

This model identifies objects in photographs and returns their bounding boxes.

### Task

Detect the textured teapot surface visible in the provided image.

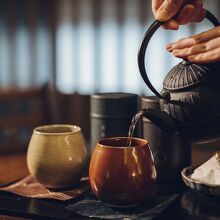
[162,61,220,124]
[161,61,220,139]
[163,61,220,91]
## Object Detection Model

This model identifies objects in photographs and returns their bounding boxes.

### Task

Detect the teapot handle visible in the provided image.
[138,10,220,100]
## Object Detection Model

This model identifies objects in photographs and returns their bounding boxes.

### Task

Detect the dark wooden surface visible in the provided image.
[0,153,219,220]
[0,154,28,186]
[0,153,30,220]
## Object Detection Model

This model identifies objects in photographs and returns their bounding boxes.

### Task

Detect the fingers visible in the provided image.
[172,45,207,58]
[172,37,220,58]
[155,0,185,21]
[152,1,219,63]
[176,5,195,25]
[167,27,220,50]
[152,0,164,17]
[165,26,220,64]
[188,47,220,63]
[162,19,179,30]
[190,0,205,22]
[166,38,196,52]
[152,0,205,30]
[152,0,179,29]
[176,4,205,25]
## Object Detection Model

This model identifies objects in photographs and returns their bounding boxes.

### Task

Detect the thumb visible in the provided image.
[156,0,184,21]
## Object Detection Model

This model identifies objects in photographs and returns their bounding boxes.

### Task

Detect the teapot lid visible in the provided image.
[163,61,220,91]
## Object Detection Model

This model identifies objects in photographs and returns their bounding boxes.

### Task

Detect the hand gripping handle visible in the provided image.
[138,10,220,100]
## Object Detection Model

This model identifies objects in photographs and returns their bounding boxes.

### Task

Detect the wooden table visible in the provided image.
[0,153,28,187]
[0,153,219,220]
[0,153,29,219]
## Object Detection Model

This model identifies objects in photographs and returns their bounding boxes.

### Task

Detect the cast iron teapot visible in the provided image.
[138,10,220,141]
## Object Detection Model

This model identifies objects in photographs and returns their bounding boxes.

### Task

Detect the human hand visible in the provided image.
[166,26,220,63]
[152,0,205,30]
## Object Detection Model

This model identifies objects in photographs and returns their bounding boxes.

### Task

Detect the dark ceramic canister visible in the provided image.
[90,93,138,152]
[141,96,191,182]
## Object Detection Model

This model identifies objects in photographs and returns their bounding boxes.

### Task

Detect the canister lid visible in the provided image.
[90,93,138,118]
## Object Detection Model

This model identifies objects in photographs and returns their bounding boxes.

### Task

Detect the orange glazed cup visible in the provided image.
[89,137,157,208]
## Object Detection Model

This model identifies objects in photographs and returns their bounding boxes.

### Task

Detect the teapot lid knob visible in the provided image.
[181,60,191,66]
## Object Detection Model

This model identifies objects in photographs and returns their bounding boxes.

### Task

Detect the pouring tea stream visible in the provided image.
[127,109,145,147]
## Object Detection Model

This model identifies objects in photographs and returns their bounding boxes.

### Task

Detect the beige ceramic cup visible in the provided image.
[27,124,88,189]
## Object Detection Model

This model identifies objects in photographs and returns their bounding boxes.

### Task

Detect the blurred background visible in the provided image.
[0,0,219,155]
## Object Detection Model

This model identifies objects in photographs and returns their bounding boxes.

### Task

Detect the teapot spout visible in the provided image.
[142,108,178,134]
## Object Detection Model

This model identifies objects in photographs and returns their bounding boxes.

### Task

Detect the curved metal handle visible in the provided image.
[138,10,220,100]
